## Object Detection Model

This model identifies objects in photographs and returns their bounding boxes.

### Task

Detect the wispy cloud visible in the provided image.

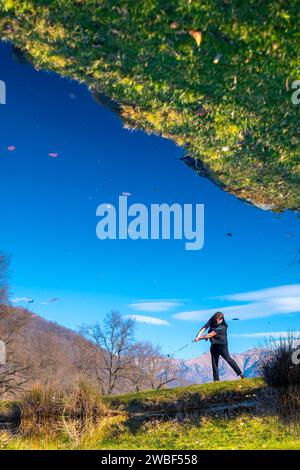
[125,314,171,326]
[232,331,300,338]
[174,284,300,322]
[219,284,300,302]
[40,297,60,306]
[11,297,33,304]
[128,300,182,313]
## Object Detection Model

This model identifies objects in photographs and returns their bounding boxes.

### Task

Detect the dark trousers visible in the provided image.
[210,344,242,381]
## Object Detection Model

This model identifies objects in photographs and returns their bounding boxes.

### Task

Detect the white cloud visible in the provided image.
[128,300,182,313]
[125,315,171,326]
[273,296,300,312]
[174,284,300,322]
[219,284,300,302]
[11,297,33,304]
[232,331,300,338]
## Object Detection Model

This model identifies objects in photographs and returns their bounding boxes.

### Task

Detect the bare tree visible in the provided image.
[80,311,135,395]
[149,358,178,390]
[127,341,160,391]
[0,305,31,397]
[0,255,30,396]
[127,341,179,391]
[0,255,179,397]
[145,348,179,390]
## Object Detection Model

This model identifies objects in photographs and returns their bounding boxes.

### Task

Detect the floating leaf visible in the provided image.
[189,30,202,47]
[7,146,15,151]
[48,152,58,158]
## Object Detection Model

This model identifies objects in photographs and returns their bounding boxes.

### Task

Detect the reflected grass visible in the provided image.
[0,1,299,210]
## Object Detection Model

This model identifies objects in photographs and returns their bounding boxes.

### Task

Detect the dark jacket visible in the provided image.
[202,316,228,345]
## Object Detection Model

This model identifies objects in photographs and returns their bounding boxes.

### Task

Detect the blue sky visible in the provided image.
[1,41,300,359]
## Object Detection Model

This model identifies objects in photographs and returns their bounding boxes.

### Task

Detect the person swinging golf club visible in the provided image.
[195,312,244,382]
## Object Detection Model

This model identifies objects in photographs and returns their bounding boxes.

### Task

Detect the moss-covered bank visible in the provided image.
[0,1,299,210]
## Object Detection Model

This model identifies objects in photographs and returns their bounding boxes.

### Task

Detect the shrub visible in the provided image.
[19,384,65,436]
[19,382,107,438]
[259,334,300,423]
[63,381,106,423]
[260,334,300,388]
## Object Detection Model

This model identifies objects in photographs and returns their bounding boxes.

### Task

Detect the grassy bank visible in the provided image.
[104,377,265,412]
[1,412,300,450]
[0,1,299,210]
[0,378,299,450]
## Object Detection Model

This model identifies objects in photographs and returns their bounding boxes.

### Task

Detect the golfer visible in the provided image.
[195,312,244,382]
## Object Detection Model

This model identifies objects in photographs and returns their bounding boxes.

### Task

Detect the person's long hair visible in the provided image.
[210,311,228,327]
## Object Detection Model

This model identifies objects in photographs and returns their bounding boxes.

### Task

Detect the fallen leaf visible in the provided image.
[189,30,202,47]
[285,78,289,91]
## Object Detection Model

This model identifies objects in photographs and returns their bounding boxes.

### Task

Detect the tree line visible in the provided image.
[0,254,179,397]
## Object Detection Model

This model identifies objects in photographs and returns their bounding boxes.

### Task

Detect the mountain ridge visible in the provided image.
[174,349,261,384]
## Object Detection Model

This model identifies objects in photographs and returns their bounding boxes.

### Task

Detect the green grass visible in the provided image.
[104,377,265,411]
[0,0,299,210]
[95,416,300,450]
[1,378,299,449]
[1,415,299,450]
